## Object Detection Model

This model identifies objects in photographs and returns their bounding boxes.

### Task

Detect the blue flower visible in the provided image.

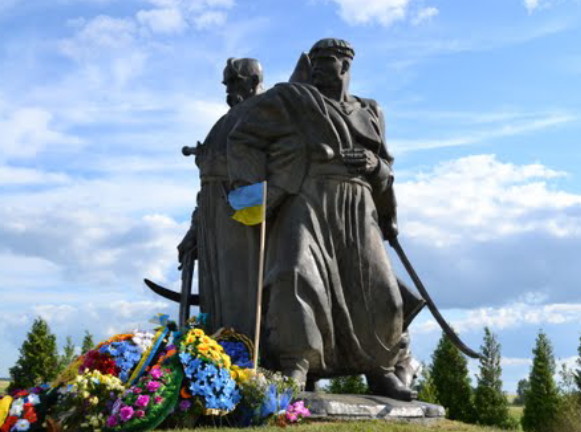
[278,388,293,412]
[260,384,278,418]
[190,379,211,397]
[219,341,253,368]
[179,352,192,366]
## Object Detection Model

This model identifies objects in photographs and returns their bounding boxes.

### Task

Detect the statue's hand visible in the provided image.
[177,227,198,267]
[265,185,288,219]
[341,148,379,175]
[382,220,399,246]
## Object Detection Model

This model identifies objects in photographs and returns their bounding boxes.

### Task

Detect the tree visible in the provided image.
[327,375,368,394]
[431,332,476,422]
[58,336,76,372]
[575,334,581,394]
[416,362,439,404]
[473,327,515,429]
[8,317,59,391]
[514,378,530,405]
[521,330,560,432]
[81,330,94,354]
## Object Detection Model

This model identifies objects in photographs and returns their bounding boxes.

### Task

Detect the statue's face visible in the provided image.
[310,54,345,88]
[223,71,255,107]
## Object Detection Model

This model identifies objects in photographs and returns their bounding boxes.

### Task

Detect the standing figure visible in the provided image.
[178,58,264,338]
[227,39,415,399]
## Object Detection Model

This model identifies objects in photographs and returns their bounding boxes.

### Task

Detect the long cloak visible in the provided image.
[195,101,260,338]
[228,83,403,377]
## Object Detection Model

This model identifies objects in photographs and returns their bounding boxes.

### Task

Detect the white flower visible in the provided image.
[132,330,155,353]
[25,393,40,405]
[9,398,24,416]
[14,419,31,431]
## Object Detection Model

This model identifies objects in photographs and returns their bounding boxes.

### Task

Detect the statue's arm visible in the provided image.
[368,103,399,241]
[227,90,296,216]
[177,203,199,265]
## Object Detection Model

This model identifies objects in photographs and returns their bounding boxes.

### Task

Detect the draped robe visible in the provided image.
[227,83,403,377]
[195,100,260,338]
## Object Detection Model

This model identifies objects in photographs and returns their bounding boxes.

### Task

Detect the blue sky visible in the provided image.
[1,0,581,392]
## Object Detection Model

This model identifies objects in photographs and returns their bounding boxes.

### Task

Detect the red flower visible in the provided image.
[79,350,120,376]
[23,404,38,423]
[0,415,17,432]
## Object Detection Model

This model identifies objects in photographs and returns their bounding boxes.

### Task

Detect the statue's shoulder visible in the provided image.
[271,82,319,98]
[351,95,383,117]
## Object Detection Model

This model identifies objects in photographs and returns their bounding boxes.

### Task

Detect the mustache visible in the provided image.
[227,93,244,107]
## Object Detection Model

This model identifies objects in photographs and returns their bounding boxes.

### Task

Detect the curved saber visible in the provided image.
[390,238,482,359]
[143,279,200,305]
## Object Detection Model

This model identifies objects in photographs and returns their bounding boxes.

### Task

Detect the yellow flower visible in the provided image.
[193,328,205,337]
[230,366,254,384]
[90,396,99,405]
[0,396,13,426]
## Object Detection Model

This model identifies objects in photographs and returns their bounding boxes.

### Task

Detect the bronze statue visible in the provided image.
[177,57,264,338]
[227,39,418,400]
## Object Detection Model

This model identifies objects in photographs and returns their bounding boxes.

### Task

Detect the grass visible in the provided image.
[508,405,523,423]
[0,380,9,395]
[156,419,511,432]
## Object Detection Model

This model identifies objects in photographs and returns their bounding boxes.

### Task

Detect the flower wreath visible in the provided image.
[104,345,183,432]
[179,328,241,415]
[0,389,45,432]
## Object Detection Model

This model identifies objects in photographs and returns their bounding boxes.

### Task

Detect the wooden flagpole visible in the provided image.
[252,181,267,371]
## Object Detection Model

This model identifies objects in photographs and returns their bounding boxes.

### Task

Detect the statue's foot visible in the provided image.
[280,357,309,390]
[282,368,307,390]
[366,371,418,401]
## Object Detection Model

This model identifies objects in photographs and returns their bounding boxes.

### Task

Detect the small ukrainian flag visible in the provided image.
[228,182,266,226]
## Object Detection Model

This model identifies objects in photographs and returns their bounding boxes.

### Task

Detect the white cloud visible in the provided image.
[137,0,233,34]
[137,7,187,34]
[193,10,227,29]
[326,0,437,27]
[328,0,411,27]
[415,303,581,334]
[392,112,576,153]
[398,154,581,245]
[502,357,533,367]
[60,15,148,89]
[0,204,186,286]
[412,6,438,25]
[523,0,553,13]
[0,166,70,185]
[0,107,82,161]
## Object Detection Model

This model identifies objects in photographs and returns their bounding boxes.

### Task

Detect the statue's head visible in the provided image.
[308,38,354,93]
[222,58,264,107]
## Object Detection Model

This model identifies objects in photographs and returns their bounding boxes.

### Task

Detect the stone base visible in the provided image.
[299,392,445,422]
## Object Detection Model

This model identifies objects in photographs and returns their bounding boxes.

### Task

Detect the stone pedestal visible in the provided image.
[299,392,445,422]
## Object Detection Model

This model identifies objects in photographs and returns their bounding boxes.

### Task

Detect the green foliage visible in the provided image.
[552,393,581,432]
[81,330,95,354]
[521,330,560,432]
[58,336,76,373]
[514,378,529,405]
[575,334,581,393]
[416,362,439,404]
[327,375,368,395]
[474,328,516,429]
[431,332,476,423]
[8,317,59,391]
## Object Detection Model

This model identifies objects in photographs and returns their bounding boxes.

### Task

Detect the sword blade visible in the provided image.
[143,278,199,305]
[390,238,482,359]
[179,251,195,328]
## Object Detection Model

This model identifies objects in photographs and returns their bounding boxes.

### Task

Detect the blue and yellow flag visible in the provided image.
[228,182,266,226]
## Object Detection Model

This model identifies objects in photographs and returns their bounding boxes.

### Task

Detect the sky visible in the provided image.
[1,0,580,393]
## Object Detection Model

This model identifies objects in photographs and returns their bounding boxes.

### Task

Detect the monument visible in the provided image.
[147,38,479,404]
